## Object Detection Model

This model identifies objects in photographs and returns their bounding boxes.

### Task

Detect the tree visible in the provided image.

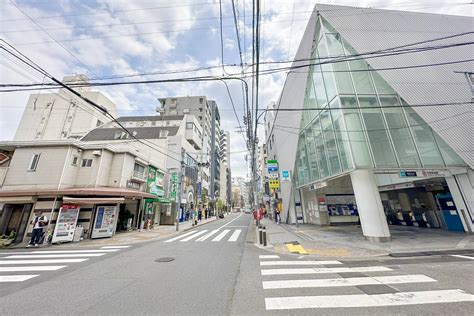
[217,199,225,211]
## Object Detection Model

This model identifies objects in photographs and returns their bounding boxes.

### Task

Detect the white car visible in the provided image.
[244,208,252,214]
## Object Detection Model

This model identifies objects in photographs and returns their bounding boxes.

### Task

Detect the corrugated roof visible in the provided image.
[315,3,473,167]
[81,126,179,141]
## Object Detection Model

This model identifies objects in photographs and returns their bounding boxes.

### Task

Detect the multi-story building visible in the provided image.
[219,131,232,210]
[267,4,474,241]
[157,96,223,205]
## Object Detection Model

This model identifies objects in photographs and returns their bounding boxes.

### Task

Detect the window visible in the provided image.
[133,163,145,178]
[159,130,169,138]
[81,159,93,167]
[28,153,41,171]
[114,131,129,139]
[96,120,103,127]
[72,156,79,166]
[199,98,204,104]
[151,120,156,126]
[186,122,193,130]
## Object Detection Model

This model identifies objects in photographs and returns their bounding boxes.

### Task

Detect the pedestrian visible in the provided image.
[198,208,202,222]
[186,209,190,221]
[276,209,281,224]
[204,208,208,219]
[27,210,48,247]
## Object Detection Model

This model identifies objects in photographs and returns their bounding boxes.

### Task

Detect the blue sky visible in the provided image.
[0,0,471,177]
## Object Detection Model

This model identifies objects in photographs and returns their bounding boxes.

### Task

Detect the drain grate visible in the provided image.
[155,257,175,262]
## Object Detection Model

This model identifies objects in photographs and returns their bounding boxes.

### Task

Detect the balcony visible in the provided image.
[131,170,147,183]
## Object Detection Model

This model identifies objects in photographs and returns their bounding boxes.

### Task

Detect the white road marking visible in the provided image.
[0,266,66,272]
[265,289,474,310]
[261,266,392,276]
[5,254,105,259]
[180,230,208,242]
[262,274,436,289]
[212,229,230,241]
[217,213,243,230]
[196,229,220,241]
[259,255,280,259]
[31,250,119,253]
[451,254,474,260]
[164,231,200,243]
[0,259,88,265]
[260,260,342,266]
[228,229,242,242]
[455,236,472,249]
[101,246,131,249]
[0,275,39,282]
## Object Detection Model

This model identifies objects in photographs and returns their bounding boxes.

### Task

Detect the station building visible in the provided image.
[267,4,473,241]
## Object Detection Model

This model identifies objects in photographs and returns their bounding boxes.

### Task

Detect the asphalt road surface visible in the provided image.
[1,212,474,315]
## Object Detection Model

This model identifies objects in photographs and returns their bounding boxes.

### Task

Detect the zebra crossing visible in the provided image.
[0,245,130,283]
[259,254,474,311]
[164,228,243,243]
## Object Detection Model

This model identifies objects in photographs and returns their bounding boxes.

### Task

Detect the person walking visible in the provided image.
[204,208,208,219]
[198,208,202,222]
[276,209,281,224]
[27,210,48,247]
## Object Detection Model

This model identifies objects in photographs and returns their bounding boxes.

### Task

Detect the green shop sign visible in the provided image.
[147,165,165,197]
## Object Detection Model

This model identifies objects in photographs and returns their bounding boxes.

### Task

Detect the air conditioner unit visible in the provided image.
[92,150,102,156]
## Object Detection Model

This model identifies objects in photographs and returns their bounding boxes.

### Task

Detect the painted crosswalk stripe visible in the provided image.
[212,229,230,241]
[30,250,119,253]
[0,275,39,282]
[228,229,242,242]
[262,274,436,289]
[101,246,131,249]
[451,254,474,260]
[259,255,280,259]
[0,266,66,272]
[0,259,88,265]
[180,230,208,242]
[265,289,474,310]
[261,266,392,276]
[196,229,220,241]
[5,253,105,259]
[164,231,200,243]
[260,260,342,266]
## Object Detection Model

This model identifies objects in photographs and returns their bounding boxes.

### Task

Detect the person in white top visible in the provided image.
[27,210,48,247]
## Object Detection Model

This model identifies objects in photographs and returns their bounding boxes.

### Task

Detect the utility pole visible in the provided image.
[210,100,217,218]
[174,148,185,231]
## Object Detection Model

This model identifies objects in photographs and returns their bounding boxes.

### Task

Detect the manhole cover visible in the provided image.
[155,257,175,262]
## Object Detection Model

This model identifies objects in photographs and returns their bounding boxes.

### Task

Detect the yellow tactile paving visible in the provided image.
[286,243,309,255]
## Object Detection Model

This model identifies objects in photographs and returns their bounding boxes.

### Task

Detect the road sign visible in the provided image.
[269,179,280,189]
[281,170,290,182]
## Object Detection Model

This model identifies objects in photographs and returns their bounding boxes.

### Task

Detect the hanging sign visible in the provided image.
[269,179,280,189]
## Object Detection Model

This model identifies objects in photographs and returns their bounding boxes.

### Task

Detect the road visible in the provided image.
[1,212,474,315]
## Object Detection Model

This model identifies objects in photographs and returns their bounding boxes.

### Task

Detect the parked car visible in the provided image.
[244,208,252,214]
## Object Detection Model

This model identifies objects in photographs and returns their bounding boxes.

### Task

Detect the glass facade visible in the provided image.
[294,17,467,187]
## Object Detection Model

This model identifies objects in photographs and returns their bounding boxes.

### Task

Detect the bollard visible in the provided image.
[262,226,267,247]
[258,225,263,245]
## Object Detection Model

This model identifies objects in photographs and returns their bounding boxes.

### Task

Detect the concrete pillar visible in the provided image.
[445,174,474,233]
[398,192,411,212]
[350,170,391,242]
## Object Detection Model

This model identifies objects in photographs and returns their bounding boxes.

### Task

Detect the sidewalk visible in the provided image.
[8,216,219,249]
[259,218,474,259]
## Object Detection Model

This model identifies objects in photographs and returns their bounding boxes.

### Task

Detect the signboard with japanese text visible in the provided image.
[281,170,290,182]
[269,179,280,189]
[147,166,165,197]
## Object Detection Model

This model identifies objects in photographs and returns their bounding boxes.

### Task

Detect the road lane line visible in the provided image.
[101,246,131,249]
[5,254,105,258]
[262,274,436,289]
[0,266,67,272]
[260,260,342,266]
[259,255,280,259]
[212,229,230,241]
[265,289,474,310]
[228,229,242,242]
[0,259,89,264]
[0,275,39,282]
[196,229,220,241]
[451,254,474,260]
[180,230,208,242]
[164,231,201,243]
[261,266,392,276]
[217,213,243,230]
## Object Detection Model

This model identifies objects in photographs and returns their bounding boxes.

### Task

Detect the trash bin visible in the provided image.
[73,225,83,242]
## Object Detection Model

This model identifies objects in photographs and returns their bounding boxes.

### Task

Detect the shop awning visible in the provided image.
[63,196,126,205]
[0,196,36,203]
[0,187,156,199]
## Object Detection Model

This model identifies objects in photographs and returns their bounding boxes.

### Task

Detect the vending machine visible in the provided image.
[91,205,118,239]
[52,205,80,243]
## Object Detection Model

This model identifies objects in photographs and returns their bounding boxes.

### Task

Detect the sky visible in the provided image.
[0,0,471,178]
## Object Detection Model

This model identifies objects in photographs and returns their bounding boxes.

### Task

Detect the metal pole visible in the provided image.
[175,149,186,231]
